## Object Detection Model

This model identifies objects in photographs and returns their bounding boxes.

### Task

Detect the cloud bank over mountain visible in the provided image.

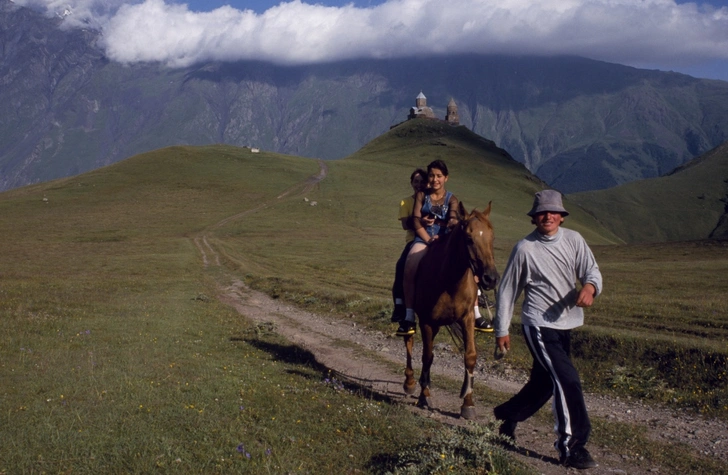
[13,0,728,76]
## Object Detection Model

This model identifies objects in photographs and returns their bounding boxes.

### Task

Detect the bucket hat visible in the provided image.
[527,190,569,217]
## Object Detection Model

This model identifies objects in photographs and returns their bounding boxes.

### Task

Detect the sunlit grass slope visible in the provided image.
[215,121,726,422]
[0,144,532,473]
[2,123,727,474]
[570,141,728,243]
[216,120,622,304]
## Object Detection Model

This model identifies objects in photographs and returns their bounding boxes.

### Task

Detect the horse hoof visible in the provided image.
[460,406,476,420]
[417,397,432,409]
[403,383,417,395]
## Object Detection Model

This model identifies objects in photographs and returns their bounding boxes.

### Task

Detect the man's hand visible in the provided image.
[576,283,597,308]
[494,335,510,360]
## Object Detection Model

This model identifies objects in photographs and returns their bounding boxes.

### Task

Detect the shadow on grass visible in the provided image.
[242,338,401,405]
[500,441,561,466]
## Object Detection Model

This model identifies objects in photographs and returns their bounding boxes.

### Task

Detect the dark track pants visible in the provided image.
[391,241,414,304]
[493,325,591,458]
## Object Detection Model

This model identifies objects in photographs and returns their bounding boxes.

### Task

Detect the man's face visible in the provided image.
[533,211,564,236]
[411,174,426,193]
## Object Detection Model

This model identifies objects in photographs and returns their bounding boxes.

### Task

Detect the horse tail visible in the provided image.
[444,322,465,354]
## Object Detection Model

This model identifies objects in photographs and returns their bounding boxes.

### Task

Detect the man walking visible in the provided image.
[493,190,602,470]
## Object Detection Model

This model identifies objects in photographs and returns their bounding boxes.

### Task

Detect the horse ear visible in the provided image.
[483,201,492,218]
[458,201,467,219]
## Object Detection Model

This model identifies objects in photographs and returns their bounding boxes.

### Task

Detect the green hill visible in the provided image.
[338,119,623,249]
[570,141,728,243]
[1,122,727,473]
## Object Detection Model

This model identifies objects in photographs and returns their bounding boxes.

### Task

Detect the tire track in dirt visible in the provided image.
[194,159,727,474]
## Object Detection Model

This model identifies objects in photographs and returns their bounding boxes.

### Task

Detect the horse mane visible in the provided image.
[441,201,494,354]
[441,204,470,353]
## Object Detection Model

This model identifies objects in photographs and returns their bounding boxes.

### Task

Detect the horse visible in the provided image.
[403,201,499,420]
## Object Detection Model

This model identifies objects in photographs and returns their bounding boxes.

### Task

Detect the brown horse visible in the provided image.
[403,201,499,419]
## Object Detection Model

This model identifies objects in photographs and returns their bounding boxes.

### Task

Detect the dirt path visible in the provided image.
[196,161,727,474]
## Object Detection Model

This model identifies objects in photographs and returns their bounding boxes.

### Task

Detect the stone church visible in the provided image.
[407,91,459,126]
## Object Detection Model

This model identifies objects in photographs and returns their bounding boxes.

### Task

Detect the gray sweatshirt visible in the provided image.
[495,227,602,337]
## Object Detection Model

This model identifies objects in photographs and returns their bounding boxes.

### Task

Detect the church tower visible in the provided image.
[446,98,459,125]
[409,91,435,120]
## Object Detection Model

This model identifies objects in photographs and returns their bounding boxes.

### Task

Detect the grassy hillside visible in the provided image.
[570,141,728,243]
[0,141,540,473]
[211,120,621,306]
[1,124,726,472]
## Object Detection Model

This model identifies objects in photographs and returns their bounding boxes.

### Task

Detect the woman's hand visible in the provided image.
[421,215,435,227]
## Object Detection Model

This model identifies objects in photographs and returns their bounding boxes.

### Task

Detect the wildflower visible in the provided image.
[236,444,251,459]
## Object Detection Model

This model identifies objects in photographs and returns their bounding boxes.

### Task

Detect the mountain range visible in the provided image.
[2,0,728,194]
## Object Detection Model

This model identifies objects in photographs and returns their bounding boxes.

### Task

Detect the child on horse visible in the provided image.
[391,168,428,322]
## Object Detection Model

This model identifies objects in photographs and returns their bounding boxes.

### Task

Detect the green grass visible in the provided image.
[2,122,727,472]
[0,143,523,473]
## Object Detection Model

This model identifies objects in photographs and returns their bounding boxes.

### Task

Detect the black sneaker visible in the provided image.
[474,317,494,333]
[562,447,598,469]
[390,305,406,323]
[395,320,416,336]
[498,419,517,442]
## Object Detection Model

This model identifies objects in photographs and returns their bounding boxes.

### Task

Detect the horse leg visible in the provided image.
[403,334,417,395]
[417,325,437,410]
[459,319,478,420]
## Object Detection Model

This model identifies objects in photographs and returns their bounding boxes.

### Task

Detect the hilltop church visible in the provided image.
[407,91,460,126]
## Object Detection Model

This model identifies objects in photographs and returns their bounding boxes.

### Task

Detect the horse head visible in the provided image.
[457,201,499,291]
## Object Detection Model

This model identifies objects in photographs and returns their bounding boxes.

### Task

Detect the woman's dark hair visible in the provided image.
[410,168,427,183]
[427,159,448,176]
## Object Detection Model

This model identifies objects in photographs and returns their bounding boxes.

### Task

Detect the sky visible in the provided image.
[13,0,728,81]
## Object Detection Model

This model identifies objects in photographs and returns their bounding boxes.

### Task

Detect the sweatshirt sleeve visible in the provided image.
[494,244,525,337]
[575,235,603,297]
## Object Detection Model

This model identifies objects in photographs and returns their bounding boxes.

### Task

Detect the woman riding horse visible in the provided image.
[396,160,492,335]
[396,160,458,336]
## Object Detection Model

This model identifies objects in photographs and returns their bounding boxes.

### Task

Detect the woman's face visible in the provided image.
[428,167,448,192]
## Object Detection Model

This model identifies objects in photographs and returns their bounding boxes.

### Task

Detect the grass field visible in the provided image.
[0,145,531,473]
[1,132,726,473]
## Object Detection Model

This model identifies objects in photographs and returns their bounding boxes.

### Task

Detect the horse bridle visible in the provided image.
[462,217,487,285]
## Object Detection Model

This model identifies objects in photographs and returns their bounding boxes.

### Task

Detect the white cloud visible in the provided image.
[13,0,728,74]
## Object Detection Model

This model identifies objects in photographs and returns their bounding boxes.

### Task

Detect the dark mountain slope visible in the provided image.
[570,141,728,243]
[2,0,728,196]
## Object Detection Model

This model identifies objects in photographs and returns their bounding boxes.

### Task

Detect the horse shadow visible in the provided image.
[241,338,402,404]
